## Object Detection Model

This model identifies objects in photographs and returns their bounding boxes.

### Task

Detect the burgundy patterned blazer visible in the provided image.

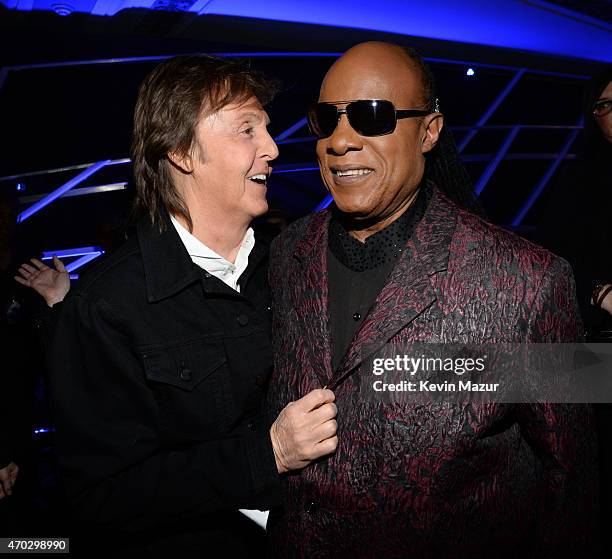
[266,187,597,559]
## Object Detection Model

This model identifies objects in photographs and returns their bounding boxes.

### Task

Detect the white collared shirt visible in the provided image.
[170,215,255,293]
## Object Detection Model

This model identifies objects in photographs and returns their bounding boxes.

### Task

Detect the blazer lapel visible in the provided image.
[290,210,335,388]
[329,189,459,389]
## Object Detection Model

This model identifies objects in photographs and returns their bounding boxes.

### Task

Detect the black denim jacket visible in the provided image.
[47,214,281,552]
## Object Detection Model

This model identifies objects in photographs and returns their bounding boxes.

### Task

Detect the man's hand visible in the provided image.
[15,256,70,307]
[270,389,338,474]
[0,462,19,499]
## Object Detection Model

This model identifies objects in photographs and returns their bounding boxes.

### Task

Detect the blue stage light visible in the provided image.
[52,3,74,16]
[16,183,25,191]
[466,68,476,77]
[33,427,54,435]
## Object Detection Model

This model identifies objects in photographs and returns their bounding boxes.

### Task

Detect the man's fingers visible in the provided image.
[272,391,339,472]
[53,255,67,272]
[314,419,337,441]
[31,258,47,270]
[313,436,339,457]
[297,388,335,412]
[21,263,37,275]
[14,275,30,286]
[311,402,337,424]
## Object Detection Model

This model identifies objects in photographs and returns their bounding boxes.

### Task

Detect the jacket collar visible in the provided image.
[293,209,330,263]
[289,185,459,389]
[137,213,268,302]
[137,214,203,303]
[293,184,454,273]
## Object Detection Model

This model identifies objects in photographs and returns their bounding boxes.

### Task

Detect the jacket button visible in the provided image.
[236,314,249,326]
[247,421,256,431]
[255,374,268,387]
[304,501,318,514]
[180,368,192,381]
[352,312,361,321]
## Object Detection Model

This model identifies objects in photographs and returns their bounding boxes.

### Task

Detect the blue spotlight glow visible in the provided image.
[16,182,26,191]
[466,68,476,77]
[33,427,54,435]
[0,1,610,62]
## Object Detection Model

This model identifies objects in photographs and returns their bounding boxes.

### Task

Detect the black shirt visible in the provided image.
[327,185,430,371]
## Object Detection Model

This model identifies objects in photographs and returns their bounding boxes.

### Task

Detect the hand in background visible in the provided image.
[0,462,19,499]
[15,256,70,307]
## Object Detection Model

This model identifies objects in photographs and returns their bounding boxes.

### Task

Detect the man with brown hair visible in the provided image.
[45,55,337,555]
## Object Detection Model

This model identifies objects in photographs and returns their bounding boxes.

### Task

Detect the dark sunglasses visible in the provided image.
[307,99,437,138]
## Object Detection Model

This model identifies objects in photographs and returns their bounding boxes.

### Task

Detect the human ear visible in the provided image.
[421,114,444,153]
[167,148,194,174]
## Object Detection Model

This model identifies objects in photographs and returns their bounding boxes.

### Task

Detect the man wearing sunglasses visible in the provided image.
[266,42,596,557]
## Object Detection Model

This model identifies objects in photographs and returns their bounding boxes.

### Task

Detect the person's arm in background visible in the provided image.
[14,256,70,307]
[14,256,70,356]
[0,462,18,499]
[0,368,15,500]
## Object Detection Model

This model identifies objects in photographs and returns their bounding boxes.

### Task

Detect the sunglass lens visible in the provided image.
[348,100,396,136]
[309,104,338,138]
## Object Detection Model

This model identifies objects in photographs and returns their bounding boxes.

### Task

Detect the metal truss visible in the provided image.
[41,245,105,277]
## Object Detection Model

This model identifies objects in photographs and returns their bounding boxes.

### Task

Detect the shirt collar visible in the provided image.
[170,215,255,292]
[328,182,431,272]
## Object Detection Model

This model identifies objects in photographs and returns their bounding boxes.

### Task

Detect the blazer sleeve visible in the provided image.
[517,256,598,556]
[48,293,281,533]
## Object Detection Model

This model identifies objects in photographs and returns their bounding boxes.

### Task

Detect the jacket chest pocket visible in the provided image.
[139,338,228,441]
